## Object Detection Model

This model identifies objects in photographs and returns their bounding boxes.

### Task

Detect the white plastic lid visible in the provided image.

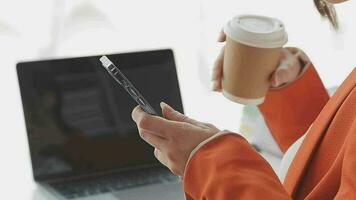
[224,15,288,48]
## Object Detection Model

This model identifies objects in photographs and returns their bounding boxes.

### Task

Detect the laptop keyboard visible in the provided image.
[50,167,179,199]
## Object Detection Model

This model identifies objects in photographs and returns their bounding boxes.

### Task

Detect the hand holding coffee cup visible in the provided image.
[212,15,307,105]
[212,41,305,91]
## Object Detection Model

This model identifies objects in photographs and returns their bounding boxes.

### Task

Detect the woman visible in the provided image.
[132,0,355,199]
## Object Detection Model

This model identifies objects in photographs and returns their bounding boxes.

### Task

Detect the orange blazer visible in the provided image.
[183,65,356,199]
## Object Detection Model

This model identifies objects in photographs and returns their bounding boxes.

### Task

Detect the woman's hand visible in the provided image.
[212,30,310,91]
[131,102,220,176]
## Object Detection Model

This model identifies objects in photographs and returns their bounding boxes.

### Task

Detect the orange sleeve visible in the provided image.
[183,133,292,200]
[335,121,356,199]
[258,64,329,153]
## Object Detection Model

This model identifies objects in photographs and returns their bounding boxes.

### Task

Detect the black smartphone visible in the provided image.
[100,56,158,115]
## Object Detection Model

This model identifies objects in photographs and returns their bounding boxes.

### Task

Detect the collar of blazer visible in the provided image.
[283,67,356,197]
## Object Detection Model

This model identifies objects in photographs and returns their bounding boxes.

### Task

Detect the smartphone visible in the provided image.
[100,56,158,115]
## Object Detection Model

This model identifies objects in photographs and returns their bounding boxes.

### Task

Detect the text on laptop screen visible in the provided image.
[17,50,183,181]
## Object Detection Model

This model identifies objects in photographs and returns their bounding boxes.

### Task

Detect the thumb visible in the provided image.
[160,102,183,121]
[160,102,199,125]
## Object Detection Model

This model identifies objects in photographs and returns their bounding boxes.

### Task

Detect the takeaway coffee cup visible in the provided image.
[222,15,288,105]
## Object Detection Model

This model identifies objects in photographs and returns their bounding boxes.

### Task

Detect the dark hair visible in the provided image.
[314,0,339,30]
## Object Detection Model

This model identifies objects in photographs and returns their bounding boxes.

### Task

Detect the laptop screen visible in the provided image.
[17,49,183,181]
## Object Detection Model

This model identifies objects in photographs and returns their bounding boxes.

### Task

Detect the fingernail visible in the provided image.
[217,32,225,42]
[160,102,171,109]
[131,106,140,121]
[160,102,166,109]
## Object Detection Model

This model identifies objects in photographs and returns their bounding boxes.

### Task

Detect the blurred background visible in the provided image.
[0,0,355,199]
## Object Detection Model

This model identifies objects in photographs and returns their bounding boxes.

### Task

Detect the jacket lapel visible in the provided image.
[283,68,356,197]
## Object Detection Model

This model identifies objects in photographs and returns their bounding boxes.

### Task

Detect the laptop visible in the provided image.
[16,49,185,200]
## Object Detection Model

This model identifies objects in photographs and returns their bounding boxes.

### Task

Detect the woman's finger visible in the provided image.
[139,129,167,150]
[161,102,202,126]
[270,49,302,87]
[132,106,175,138]
[285,47,299,54]
[212,46,225,91]
[160,102,218,131]
[218,29,226,42]
[285,47,310,64]
[154,148,167,166]
[212,46,225,80]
